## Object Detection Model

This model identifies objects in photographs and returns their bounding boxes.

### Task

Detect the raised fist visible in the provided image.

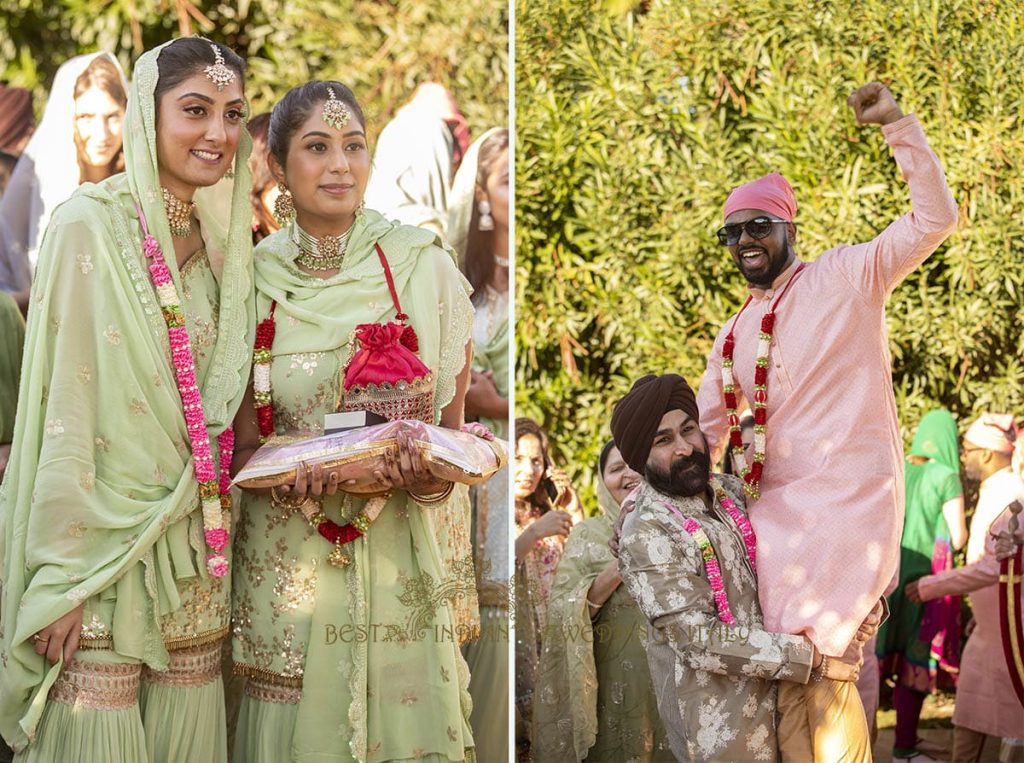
[847,82,904,126]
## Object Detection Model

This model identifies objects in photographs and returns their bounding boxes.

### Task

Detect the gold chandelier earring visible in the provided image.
[273,182,296,225]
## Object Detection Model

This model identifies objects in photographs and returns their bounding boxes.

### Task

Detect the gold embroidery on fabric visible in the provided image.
[129,398,148,416]
[141,640,221,687]
[179,247,208,282]
[241,667,301,704]
[160,573,229,646]
[68,520,87,538]
[77,365,92,384]
[80,614,111,641]
[163,624,230,652]
[76,252,93,274]
[233,662,304,688]
[45,419,64,436]
[153,464,166,484]
[104,325,121,345]
[271,547,319,621]
[153,372,163,388]
[79,472,95,491]
[50,659,141,710]
[51,316,62,334]
[94,436,110,452]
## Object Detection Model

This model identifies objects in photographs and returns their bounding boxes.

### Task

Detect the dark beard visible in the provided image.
[739,237,794,288]
[645,449,710,498]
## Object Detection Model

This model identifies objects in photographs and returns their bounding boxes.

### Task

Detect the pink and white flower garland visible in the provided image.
[667,477,757,625]
[139,205,232,578]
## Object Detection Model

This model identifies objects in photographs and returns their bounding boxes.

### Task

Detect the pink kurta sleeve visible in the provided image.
[826,114,958,303]
[917,554,1000,601]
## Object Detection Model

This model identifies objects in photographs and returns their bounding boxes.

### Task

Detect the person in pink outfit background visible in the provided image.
[907,414,1024,763]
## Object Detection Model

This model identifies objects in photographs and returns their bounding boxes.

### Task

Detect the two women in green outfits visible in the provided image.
[1,40,480,762]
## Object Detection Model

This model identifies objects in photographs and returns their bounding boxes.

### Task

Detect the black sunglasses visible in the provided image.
[716,216,790,246]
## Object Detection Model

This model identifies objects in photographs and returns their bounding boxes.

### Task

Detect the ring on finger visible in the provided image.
[31,634,49,643]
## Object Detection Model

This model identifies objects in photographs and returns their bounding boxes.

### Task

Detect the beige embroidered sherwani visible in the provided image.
[618,476,814,762]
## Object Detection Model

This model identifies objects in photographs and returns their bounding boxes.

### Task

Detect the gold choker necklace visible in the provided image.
[162,188,195,237]
[292,222,353,270]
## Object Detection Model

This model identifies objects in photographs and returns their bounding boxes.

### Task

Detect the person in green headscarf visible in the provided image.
[447,126,510,763]
[228,80,476,762]
[0,38,254,761]
[532,441,673,762]
[876,409,967,761]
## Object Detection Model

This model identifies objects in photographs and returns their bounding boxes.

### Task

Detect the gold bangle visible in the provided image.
[585,598,602,610]
[409,481,455,505]
[270,485,322,511]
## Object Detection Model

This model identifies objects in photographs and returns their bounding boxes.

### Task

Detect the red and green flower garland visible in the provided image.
[251,302,384,566]
[720,263,805,500]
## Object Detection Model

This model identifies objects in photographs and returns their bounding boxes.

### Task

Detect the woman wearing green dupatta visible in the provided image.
[229,81,476,762]
[877,409,967,760]
[447,127,509,763]
[532,442,672,762]
[0,39,254,761]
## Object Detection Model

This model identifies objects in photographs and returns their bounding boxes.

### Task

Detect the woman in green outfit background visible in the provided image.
[532,441,673,762]
[448,126,510,763]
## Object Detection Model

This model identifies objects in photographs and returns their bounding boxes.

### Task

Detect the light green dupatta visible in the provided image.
[532,465,670,761]
[0,41,253,751]
[245,210,477,761]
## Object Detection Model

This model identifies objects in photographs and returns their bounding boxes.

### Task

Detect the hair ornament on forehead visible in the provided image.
[322,87,352,132]
[204,44,236,91]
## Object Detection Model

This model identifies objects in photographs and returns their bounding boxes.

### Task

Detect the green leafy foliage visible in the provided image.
[516,0,1024,510]
[0,0,507,140]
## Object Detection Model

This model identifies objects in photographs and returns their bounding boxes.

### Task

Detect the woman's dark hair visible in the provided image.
[153,39,245,107]
[515,417,556,512]
[246,112,275,242]
[464,128,509,306]
[267,80,365,169]
[74,55,127,177]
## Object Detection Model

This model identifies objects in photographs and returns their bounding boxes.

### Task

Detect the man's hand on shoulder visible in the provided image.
[847,82,905,126]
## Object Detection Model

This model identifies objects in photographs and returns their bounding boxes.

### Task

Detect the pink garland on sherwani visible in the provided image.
[138,204,232,577]
[663,477,758,625]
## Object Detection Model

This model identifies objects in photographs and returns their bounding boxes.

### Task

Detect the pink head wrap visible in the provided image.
[964,413,1018,454]
[723,172,798,222]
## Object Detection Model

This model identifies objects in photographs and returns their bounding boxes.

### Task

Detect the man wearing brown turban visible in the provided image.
[612,373,878,762]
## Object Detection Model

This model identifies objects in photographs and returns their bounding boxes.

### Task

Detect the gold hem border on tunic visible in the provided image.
[78,624,229,653]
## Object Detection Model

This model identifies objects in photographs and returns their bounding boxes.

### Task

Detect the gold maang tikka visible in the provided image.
[322,88,352,132]
[204,44,236,91]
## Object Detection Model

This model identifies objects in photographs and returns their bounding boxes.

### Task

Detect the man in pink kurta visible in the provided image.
[696,82,958,760]
[908,414,1024,762]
